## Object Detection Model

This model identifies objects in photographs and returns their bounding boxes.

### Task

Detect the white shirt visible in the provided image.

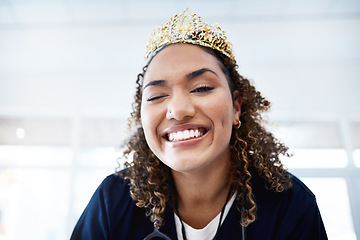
[174,192,237,240]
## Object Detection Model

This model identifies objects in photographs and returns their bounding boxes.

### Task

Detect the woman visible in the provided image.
[71,9,327,240]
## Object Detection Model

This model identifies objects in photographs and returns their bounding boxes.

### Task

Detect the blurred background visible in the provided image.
[0,0,359,239]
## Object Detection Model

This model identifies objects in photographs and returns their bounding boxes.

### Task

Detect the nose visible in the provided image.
[166,91,196,121]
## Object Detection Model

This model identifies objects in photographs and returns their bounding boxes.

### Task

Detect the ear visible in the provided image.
[232,90,241,125]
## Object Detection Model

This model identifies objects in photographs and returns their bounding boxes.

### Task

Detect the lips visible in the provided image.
[163,126,208,142]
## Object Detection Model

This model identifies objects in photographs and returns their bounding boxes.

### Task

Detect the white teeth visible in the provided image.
[195,129,199,137]
[177,131,183,140]
[168,129,204,141]
[183,130,190,139]
[190,129,195,138]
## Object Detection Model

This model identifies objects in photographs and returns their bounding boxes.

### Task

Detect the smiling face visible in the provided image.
[141,44,241,174]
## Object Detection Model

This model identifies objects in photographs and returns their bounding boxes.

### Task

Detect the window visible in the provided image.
[0,117,359,239]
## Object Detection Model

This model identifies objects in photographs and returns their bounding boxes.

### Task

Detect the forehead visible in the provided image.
[144,44,223,83]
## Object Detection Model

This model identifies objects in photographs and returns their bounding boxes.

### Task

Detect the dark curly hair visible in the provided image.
[118,44,292,229]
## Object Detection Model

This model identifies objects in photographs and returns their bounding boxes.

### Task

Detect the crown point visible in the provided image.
[145,9,235,61]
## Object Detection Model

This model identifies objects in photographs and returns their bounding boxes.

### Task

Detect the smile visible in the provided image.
[165,128,207,142]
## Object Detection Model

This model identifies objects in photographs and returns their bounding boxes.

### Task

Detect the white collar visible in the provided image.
[174,192,237,240]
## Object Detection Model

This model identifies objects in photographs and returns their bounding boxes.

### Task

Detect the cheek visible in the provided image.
[140,105,161,145]
[209,94,234,126]
[140,106,151,137]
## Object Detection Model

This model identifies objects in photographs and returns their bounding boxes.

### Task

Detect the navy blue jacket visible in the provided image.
[70,171,327,240]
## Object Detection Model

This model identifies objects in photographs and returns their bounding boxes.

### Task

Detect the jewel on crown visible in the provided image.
[145,9,234,61]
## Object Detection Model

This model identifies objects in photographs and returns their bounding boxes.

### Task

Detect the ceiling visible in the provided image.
[0,0,359,120]
[1,0,360,26]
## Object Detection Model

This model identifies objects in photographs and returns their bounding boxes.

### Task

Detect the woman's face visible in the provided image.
[141,44,241,174]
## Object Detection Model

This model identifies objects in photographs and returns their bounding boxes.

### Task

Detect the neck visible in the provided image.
[171,158,232,228]
[173,165,230,204]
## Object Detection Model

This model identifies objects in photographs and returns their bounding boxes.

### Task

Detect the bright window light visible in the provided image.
[15,128,26,140]
[77,146,120,168]
[301,178,356,240]
[354,149,360,168]
[282,148,348,168]
[0,146,72,166]
[0,168,70,240]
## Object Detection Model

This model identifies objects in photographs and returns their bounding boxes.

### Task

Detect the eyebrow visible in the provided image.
[186,68,218,80]
[143,80,166,89]
[143,68,218,89]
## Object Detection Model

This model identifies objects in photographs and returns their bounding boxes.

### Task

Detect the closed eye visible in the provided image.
[191,86,214,93]
[147,95,168,102]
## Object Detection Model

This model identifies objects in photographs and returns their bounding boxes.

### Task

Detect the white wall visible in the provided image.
[0,1,359,239]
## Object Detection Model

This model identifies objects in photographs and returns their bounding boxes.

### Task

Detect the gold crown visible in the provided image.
[145,9,235,61]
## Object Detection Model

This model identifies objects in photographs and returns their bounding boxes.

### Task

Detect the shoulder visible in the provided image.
[98,171,130,196]
[250,171,319,227]
[251,171,316,207]
[92,170,132,205]
[71,169,155,239]
[96,170,140,217]
[73,170,134,224]
[247,172,327,239]
[288,173,316,203]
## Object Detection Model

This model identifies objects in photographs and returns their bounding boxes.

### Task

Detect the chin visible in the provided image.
[166,158,209,174]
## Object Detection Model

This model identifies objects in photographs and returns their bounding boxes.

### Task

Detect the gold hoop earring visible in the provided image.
[234,119,241,129]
